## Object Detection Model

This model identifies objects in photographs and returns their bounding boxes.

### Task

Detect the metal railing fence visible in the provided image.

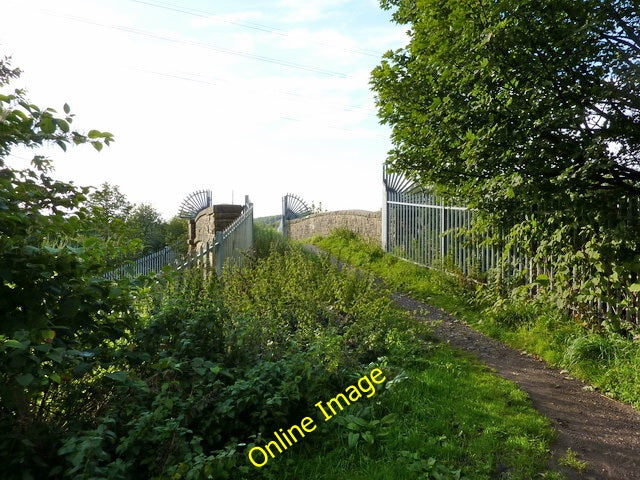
[382,167,498,277]
[190,199,254,276]
[107,198,254,279]
[382,167,640,323]
[104,240,187,280]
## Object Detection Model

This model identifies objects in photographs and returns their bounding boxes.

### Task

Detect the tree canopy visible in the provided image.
[84,185,188,256]
[372,0,640,225]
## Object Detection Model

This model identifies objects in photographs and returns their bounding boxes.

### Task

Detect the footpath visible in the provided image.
[394,292,640,480]
[303,244,640,480]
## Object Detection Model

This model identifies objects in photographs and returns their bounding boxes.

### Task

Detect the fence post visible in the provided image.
[215,231,223,276]
[382,176,388,251]
[247,196,254,256]
[281,195,287,238]
[440,199,446,260]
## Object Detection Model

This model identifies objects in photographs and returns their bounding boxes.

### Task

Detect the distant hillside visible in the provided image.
[254,215,281,229]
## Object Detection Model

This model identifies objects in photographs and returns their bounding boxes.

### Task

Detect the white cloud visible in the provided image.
[187,11,265,29]
[273,28,365,65]
[275,0,352,23]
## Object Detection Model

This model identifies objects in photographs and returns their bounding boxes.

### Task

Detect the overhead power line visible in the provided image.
[137,69,386,135]
[41,9,350,78]
[129,0,384,59]
[137,68,377,118]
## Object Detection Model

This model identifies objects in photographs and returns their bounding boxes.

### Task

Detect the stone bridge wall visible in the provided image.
[286,210,381,244]
[190,204,245,253]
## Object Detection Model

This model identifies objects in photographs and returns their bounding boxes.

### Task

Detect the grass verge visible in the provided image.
[269,345,560,480]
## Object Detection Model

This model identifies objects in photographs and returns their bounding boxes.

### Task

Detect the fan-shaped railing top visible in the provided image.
[382,166,426,196]
[283,193,312,220]
[178,189,212,219]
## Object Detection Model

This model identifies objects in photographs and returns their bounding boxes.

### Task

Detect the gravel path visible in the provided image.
[303,244,640,479]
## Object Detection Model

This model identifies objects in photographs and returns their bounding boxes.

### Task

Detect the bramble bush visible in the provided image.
[48,239,428,479]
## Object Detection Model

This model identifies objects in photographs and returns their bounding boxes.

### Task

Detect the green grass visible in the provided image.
[264,346,559,480]
[310,229,640,409]
[558,448,588,474]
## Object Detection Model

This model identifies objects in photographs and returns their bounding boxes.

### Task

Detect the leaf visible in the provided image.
[41,329,56,340]
[39,115,55,134]
[464,129,476,142]
[47,349,63,363]
[348,415,369,428]
[91,141,103,152]
[63,103,70,114]
[535,274,550,286]
[106,371,128,383]
[362,432,375,444]
[88,129,102,139]
[16,373,34,386]
[347,432,359,448]
[4,339,26,350]
[56,118,69,133]
[629,283,640,293]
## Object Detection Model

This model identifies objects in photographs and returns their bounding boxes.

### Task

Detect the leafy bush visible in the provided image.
[223,246,430,366]
[0,227,426,479]
[252,224,288,259]
[0,56,140,479]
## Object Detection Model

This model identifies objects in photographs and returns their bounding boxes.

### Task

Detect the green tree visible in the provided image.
[128,203,165,253]
[0,55,137,477]
[371,0,640,225]
[84,182,141,261]
[86,182,133,221]
[84,185,188,258]
[162,215,188,248]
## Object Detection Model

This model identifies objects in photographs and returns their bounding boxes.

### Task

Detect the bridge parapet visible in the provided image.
[286,209,381,243]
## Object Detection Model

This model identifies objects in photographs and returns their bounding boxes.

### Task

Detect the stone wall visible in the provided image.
[286,210,381,244]
[190,204,245,253]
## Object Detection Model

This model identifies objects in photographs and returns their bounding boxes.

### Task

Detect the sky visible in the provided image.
[1,0,407,219]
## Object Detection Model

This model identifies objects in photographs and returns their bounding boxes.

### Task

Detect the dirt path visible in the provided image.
[302,245,640,479]
[393,293,640,480]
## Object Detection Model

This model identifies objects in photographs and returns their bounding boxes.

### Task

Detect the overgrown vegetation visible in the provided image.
[0,220,562,478]
[313,229,640,409]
